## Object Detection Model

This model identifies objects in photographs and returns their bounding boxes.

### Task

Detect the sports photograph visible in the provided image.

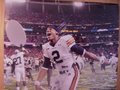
[4,0,119,90]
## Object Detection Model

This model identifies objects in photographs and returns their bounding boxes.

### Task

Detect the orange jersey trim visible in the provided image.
[69,65,79,90]
[66,37,75,47]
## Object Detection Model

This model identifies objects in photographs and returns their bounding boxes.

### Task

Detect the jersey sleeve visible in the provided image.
[42,44,49,58]
[62,35,76,48]
[71,44,86,56]
[8,58,13,65]
[42,57,52,70]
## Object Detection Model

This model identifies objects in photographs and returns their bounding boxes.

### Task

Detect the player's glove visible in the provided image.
[34,81,46,90]
[22,47,26,51]
[34,80,41,86]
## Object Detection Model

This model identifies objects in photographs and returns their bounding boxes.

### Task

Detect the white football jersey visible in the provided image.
[100,55,106,64]
[42,35,83,71]
[73,55,85,71]
[11,52,25,68]
[4,56,13,69]
[109,56,118,64]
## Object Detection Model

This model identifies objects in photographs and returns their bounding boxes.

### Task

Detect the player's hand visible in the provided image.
[34,81,46,90]
[35,85,46,90]
[22,47,26,51]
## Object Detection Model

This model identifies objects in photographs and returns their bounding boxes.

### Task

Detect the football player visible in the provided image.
[109,54,118,68]
[34,26,104,90]
[4,55,13,84]
[11,47,28,90]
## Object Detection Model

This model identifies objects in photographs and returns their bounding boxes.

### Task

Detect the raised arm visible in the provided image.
[71,44,100,62]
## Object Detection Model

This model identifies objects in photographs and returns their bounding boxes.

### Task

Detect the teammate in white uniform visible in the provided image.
[109,54,118,68]
[34,26,103,90]
[100,53,107,71]
[4,55,13,84]
[11,48,28,90]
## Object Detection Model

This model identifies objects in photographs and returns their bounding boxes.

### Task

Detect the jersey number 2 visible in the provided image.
[52,50,63,63]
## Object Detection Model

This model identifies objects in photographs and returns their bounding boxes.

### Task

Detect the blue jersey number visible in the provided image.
[52,50,63,64]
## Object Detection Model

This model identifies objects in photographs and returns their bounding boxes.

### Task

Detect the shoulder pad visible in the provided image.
[61,35,73,41]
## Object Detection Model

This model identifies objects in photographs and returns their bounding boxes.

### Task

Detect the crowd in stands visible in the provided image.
[6,3,118,26]
[4,30,118,46]
[8,11,117,25]
[4,29,118,59]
